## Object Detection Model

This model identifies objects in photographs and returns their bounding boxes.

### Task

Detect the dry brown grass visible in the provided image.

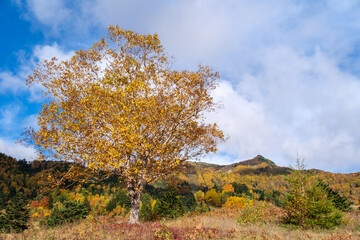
[1,207,360,240]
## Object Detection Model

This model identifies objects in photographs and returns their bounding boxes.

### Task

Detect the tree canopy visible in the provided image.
[24,26,224,223]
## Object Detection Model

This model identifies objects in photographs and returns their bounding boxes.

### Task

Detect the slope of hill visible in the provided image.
[1,152,360,205]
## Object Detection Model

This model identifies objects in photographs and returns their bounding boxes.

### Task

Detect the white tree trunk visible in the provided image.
[128,187,142,224]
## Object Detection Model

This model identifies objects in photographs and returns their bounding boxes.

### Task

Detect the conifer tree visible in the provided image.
[156,187,185,219]
[317,179,351,212]
[0,212,9,233]
[5,192,30,233]
[283,157,343,229]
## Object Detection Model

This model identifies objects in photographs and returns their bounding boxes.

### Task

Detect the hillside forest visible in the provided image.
[1,152,360,239]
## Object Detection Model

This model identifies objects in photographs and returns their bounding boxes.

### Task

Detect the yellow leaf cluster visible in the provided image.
[224,196,248,209]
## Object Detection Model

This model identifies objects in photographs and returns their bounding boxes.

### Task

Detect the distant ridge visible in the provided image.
[191,155,277,169]
[227,155,277,168]
[189,155,291,176]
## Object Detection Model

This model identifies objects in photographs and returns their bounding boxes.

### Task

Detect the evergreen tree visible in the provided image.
[317,179,351,212]
[180,192,196,211]
[282,158,343,229]
[4,192,30,233]
[155,187,185,219]
[8,186,17,200]
[46,199,91,227]
[0,212,9,233]
[304,184,343,229]
[232,182,249,195]
[106,189,131,213]
[0,187,5,210]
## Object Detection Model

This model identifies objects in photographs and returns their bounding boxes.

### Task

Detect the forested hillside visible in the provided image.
[1,153,359,207]
[1,152,360,238]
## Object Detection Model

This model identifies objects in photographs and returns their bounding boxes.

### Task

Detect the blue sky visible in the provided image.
[1,0,360,173]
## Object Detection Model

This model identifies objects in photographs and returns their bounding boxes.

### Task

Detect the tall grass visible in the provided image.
[1,207,359,240]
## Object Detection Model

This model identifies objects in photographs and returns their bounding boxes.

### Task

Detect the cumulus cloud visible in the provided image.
[0,137,37,161]
[27,0,69,24]
[205,47,360,172]
[0,71,27,94]
[0,43,74,99]
[0,104,21,132]
[32,43,75,62]
[0,43,74,162]
[13,0,360,172]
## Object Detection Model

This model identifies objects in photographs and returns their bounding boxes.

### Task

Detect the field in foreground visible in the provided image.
[1,207,360,240]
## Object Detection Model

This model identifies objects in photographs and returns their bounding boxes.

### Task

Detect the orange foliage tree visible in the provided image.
[222,184,234,194]
[23,26,224,224]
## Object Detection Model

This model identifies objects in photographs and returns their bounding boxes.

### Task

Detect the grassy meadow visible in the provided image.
[1,204,360,240]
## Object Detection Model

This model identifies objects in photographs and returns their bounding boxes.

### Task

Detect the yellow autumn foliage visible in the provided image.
[194,190,205,202]
[24,25,224,224]
[224,196,249,209]
[222,184,234,194]
[205,189,222,207]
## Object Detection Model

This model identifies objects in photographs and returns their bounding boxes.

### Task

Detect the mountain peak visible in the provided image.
[227,155,277,168]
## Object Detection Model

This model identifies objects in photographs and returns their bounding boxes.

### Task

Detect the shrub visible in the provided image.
[220,191,234,205]
[222,184,234,194]
[45,199,91,227]
[195,201,210,213]
[154,221,174,240]
[204,189,221,207]
[0,212,9,233]
[232,182,249,195]
[237,202,264,225]
[194,190,204,202]
[224,196,248,209]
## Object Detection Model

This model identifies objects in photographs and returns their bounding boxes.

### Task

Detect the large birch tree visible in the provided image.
[25,26,224,224]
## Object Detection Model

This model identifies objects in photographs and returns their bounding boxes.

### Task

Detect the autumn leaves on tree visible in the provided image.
[24,26,224,224]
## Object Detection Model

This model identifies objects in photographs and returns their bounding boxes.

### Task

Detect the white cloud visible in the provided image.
[206,47,360,172]
[0,43,74,99]
[22,114,39,130]
[0,72,27,94]
[207,80,276,158]
[13,0,360,172]
[25,0,70,29]
[0,137,37,161]
[32,43,75,62]
[0,104,21,131]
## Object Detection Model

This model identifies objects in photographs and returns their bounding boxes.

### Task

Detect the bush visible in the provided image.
[45,199,91,227]
[204,189,221,207]
[194,190,205,202]
[237,203,264,225]
[224,196,249,209]
[0,212,9,233]
[232,182,249,195]
[195,201,210,213]
[220,191,234,205]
